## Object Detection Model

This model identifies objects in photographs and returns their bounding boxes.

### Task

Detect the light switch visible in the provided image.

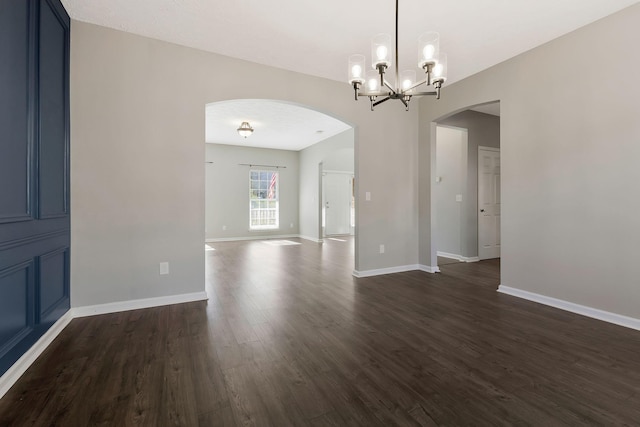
[366,192,371,201]
[456,194,463,202]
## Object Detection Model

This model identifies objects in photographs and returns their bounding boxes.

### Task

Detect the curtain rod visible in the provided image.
[238,163,287,169]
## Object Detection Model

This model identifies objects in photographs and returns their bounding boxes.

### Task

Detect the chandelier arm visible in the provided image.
[372,96,392,107]
[383,80,396,93]
[404,78,428,93]
[410,91,438,96]
[358,91,388,97]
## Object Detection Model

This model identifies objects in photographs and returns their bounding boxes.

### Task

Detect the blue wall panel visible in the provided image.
[0,262,34,360]
[39,247,69,325]
[0,0,70,377]
[0,0,32,223]
[38,0,69,219]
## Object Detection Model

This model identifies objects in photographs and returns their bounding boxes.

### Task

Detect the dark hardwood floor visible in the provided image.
[1,237,639,426]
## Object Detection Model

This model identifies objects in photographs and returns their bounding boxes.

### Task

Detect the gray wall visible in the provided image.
[299,129,354,241]
[419,4,640,318]
[69,4,640,319]
[439,111,500,258]
[205,144,299,240]
[71,21,418,307]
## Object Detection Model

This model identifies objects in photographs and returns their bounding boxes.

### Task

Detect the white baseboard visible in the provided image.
[72,291,208,318]
[353,264,441,278]
[0,310,74,400]
[0,290,209,401]
[418,264,441,274]
[437,251,480,263]
[353,264,418,278]
[206,234,299,243]
[498,285,640,332]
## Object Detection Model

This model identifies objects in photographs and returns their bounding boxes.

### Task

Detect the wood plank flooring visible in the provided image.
[1,237,640,426]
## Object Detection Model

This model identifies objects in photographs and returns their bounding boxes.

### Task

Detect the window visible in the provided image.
[249,170,279,229]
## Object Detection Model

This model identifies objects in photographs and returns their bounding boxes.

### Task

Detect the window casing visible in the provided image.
[249,170,279,229]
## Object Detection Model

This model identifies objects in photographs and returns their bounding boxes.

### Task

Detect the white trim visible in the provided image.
[0,310,74,400]
[353,264,441,277]
[498,286,640,332]
[0,290,208,400]
[437,251,480,263]
[206,234,299,243]
[418,264,441,274]
[353,264,415,278]
[73,291,208,318]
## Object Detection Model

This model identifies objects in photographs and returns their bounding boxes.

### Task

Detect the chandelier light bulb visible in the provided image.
[371,33,392,68]
[376,45,388,61]
[400,70,416,93]
[351,64,362,78]
[418,31,440,69]
[366,70,379,92]
[348,54,366,84]
[423,44,435,61]
[432,54,448,82]
[433,63,443,78]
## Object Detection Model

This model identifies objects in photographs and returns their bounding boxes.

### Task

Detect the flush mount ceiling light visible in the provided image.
[348,0,448,111]
[237,121,254,138]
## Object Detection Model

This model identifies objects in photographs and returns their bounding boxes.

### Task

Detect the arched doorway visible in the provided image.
[204,99,355,244]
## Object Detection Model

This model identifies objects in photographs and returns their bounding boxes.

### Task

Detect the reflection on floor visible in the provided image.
[261,240,302,246]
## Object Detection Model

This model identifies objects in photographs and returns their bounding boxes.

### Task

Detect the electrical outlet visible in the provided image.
[379,244,385,254]
[290,223,294,228]
[159,262,169,275]
[222,225,227,231]
[366,192,371,201]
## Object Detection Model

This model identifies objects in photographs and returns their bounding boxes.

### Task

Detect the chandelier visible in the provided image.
[348,0,448,111]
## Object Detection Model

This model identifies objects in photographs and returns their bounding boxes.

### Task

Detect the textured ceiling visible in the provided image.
[205,100,351,151]
[61,0,638,85]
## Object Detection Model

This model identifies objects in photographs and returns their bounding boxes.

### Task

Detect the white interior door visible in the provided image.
[478,147,501,259]
[324,173,351,236]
